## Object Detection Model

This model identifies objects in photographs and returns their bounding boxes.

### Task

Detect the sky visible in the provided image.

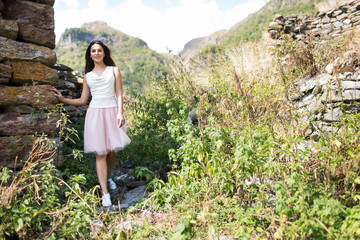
[54,0,269,53]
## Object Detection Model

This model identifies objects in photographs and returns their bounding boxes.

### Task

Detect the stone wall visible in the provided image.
[268,1,360,41]
[0,0,63,168]
[268,0,360,140]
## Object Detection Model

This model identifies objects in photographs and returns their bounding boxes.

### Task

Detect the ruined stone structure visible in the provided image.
[268,1,360,41]
[268,1,360,140]
[0,0,69,168]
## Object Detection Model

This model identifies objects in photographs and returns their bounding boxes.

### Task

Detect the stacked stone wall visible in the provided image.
[268,0,360,41]
[0,0,73,168]
[268,0,360,140]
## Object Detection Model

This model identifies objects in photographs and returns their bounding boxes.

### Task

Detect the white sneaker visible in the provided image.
[102,193,112,207]
[108,178,117,190]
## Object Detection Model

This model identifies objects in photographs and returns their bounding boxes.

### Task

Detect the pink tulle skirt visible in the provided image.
[84,107,131,155]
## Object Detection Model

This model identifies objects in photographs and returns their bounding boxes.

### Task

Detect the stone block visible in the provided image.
[0,18,18,39]
[0,136,63,169]
[0,78,9,85]
[269,30,279,39]
[326,63,334,75]
[0,85,58,109]
[323,107,343,122]
[27,0,55,6]
[321,90,341,103]
[0,135,35,168]
[10,61,58,85]
[274,14,284,21]
[0,62,12,84]
[18,25,55,49]
[321,16,331,24]
[0,112,58,136]
[352,16,360,23]
[298,94,315,108]
[65,72,77,83]
[341,81,360,89]
[2,0,54,30]
[340,5,350,13]
[308,100,325,115]
[333,10,343,17]
[54,63,73,71]
[54,79,76,91]
[269,22,283,30]
[333,22,344,28]
[342,89,360,101]
[0,37,56,67]
[343,19,352,24]
[3,105,35,114]
[284,25,294,33]
[337,13,349,21]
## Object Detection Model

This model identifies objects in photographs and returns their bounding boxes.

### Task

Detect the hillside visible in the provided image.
[179,29,227,60]
[55,21,167,91]
[181,0,350,60]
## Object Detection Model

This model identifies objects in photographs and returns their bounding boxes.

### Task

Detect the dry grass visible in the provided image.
[316,0,353,12]
[192,39,294,131]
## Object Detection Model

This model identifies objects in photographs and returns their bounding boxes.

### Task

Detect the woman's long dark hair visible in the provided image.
[85,40,115,73]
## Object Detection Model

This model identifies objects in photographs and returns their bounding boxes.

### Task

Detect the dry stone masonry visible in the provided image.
[268,1,360,140]
[268,0,360,41]
[0,0,83,168]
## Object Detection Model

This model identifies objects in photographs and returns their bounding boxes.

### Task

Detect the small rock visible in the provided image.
[323,107,343,122]
[114,173,129,181]
[341,81,360,89]
[300,79,316,94]
[298,94,315,108]
[289,93,302,101]
[91,220,103,230]
[333,10,343,17]
[343,90,360,101]
[121,185,147,207]
[333,21,344,28]
[116,221,143,231]
[325,63,334,74]
[343,19,352,24]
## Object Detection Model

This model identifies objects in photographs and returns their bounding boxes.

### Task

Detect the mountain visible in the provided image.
[180,0,347,59]
[179,29,227,60]
[55,21,167,91]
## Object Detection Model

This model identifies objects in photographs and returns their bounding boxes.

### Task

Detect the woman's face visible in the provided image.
[90,43,105,64]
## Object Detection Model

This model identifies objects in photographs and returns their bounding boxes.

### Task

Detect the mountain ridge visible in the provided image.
[55,21,167,91]
[180,0,350,60]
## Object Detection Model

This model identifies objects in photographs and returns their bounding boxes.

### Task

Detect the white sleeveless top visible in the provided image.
[86,66,118,108]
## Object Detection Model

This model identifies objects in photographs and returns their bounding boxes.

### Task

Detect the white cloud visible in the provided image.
[54,0,267,53]
[88,0,106,10]
[56,0,79,9]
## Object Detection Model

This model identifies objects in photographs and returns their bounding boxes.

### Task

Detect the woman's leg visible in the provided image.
[106,151,115,179]
[95,154,108,194]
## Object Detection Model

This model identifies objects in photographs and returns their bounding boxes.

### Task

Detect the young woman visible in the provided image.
[52,40,131,207]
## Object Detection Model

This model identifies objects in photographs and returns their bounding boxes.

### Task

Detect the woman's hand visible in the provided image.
[52,87,64,101]
[117,113,126,128]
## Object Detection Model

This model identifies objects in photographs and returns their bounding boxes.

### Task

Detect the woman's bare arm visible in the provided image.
[52,75,91,106]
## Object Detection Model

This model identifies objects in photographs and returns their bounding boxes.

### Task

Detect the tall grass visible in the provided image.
[118,28,360,239]
[2,25,360,239]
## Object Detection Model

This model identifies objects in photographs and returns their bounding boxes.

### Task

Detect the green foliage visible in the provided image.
[135,166,155,182]
[118,90,179,177]
[0,139,97,239]
[123,31,360,239]
[170,218,192,240]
